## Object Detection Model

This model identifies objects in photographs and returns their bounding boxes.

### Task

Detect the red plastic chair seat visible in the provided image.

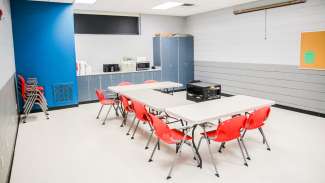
[170,129,192,141]
[100,99,116,105]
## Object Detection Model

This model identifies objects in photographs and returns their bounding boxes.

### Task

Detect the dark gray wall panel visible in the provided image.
[0,75,19,183]
[195,61,325,113]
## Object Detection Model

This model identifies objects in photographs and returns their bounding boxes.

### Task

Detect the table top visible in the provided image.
[108,81,182,93]
[120,89,194,112]
[165,95,275,125]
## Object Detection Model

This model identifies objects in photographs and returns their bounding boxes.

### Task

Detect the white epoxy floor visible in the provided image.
[10,93,325,183]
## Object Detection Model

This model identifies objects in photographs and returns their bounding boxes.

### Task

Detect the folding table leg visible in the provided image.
[197,136,204,151]
[189,143,200,166]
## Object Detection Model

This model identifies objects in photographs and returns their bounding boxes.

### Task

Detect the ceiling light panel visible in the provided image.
[152,1,184,10]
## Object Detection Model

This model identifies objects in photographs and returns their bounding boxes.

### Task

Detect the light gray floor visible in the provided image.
[10,93,325,183]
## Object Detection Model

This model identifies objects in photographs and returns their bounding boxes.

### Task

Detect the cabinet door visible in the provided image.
[161,37,179,82]
[121,73,133,84]
[143,71,153,81]
[179,37,194,86]
[111,74,122,86]
[101,74,113,96]
[153,71,162,81]
[77,76,90,103]
[153,37,161,67]
[132,72,145,84]
[89,75,101,101]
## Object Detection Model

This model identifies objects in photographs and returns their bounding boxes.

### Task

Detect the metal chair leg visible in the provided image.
[237,138,248,166]
[240,138,251,160]
[96,105,104,119]
[218,142,226,153]
[241,129,247,139]
[145,130,154,150]
[148,140,159,162]
[120,111,128,127]
[131,120,140,139]
[205,136,219,177]
[166,139,185,180]
[102,105,112,125]
[202,124,219,177]
[258,127,271,151]
[126,116,136,135]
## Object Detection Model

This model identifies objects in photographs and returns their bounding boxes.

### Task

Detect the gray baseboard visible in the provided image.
[0,74,19,183]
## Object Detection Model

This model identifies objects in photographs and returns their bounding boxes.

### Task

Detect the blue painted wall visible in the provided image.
[10,0,78,109]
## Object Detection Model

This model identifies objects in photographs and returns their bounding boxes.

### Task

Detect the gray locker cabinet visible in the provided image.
[179,37,194,85]
[153,37,161,66]
[153,36,194,86]
[161,37,179,83]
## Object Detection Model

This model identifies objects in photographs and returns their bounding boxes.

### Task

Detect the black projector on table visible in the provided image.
[186,81,221,102]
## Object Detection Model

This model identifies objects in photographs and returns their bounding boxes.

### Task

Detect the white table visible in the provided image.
[108,81,182,93]
[166,95,275,125]
[165,95,275,168]
[120,89,194,112]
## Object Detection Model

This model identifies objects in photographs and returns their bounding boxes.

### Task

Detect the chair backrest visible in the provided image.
[95,89,105,102]
[245,106,271,129]
[17,75,27,100]
[120,95,133,112]
[214,115,247,142]
[118,81,131,86]
[132,100,149,122]
[148,113,175,144]
[144,80,157,84]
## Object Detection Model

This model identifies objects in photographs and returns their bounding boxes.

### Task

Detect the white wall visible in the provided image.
[75,14,186,73]
[185,0,325,65]
[0,0,16,89]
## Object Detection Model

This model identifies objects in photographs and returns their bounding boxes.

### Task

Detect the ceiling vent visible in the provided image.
[234,0,306,15]
[181,3,195,7]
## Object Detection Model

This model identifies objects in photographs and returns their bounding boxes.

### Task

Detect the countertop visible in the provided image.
[77,68,161,77]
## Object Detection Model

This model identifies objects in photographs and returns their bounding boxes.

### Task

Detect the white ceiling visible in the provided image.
[73,0,260,16]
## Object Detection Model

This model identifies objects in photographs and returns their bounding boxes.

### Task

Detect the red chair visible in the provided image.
[119,95,134,127]
[126,101,154,149]
[144,80,157,84]
[198,115,250,173]
[147,113,199,179]
[242,106,271,151]
[95,89,118,125]
[18,75,48,122]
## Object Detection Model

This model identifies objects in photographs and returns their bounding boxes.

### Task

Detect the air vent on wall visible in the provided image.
[53,83,73,104]
[181,3,195,7]
[233,0,306,15]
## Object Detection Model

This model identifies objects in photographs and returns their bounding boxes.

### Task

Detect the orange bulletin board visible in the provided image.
[300,31,325,70]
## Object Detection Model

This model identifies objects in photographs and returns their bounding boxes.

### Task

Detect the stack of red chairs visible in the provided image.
[17,75,49,123]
